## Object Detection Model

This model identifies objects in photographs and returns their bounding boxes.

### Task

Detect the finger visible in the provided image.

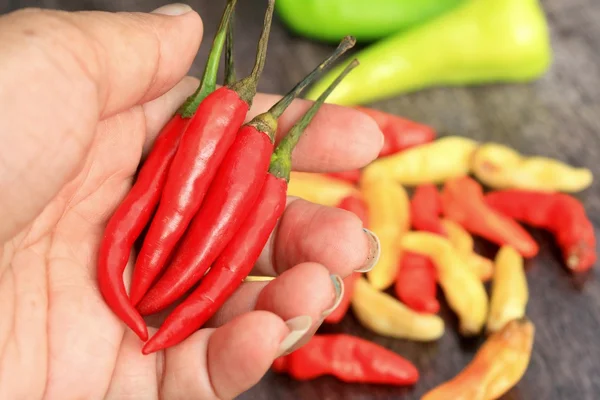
[204,262,339,332]
[159,311,310,400]
[0,7,202,242]
[248,94,383,171]
[254,198,379,277]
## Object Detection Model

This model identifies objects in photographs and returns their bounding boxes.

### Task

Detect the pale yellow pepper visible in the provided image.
[287,171,360,206]
[352,277,445,341]
[422,319,535,400]
[441,219,494,282]
[362,176,410,289]
[400,232,488,335]
[362,136,478,185]
[471,142,593,193]
[487,246,529,333]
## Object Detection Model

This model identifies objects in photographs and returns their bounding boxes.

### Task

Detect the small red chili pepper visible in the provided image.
[137,37,357,315]
[326,169,362,184]
[324,272,359,324]
[410,184,446,236]
[272,334,419,385]
[141,59,360,353]
[96,0,236,341]
[128,0,276,305]
[441,177,539,258]
[355,106,436,157]
[486,190,596,272]
[395,252,440,314]
[337,194,369,227]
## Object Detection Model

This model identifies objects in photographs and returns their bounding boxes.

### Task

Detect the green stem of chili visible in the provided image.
[268,59,360,182]
[224,10,236,86]
[179,0,237,118]
[230,0,275,105]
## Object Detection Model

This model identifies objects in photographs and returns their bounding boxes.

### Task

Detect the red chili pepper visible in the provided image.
[441,177,539,258]
[137,37,357,315]
[355,106,436,157]
[272,334,419,385]
[128,0,276,305]
[410,184,446,236]
[326,169,362,184]
[324,272,359,324]
[485,190,596,272]
[337,194,369,227]
[96,1,236,341]
[395,252,439,314]
[141,59,360,353]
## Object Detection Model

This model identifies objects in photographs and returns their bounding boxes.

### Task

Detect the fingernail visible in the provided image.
[277,316,312,357]
[321,274,344,318]
[152,3,192,16]
[355,228,380,273]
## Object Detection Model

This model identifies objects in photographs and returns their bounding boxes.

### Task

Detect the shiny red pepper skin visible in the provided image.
[355,106,436,157]
[410,184,446,236]
[395,252,439,314]
[97,115,188,341]
[142,174,287,353]
[129,87,248,305]
[441,177,539,258]
[337,194,369,227]
[137,125,273,314]
[272,334,419,385]
[485,190,597,272]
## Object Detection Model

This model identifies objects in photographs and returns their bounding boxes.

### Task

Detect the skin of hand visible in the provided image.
[0,3,383,400]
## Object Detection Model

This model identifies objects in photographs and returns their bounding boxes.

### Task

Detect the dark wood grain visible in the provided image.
[1,0,599,399]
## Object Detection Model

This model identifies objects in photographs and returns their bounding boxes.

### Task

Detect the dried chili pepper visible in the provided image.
[129,0,276,304]
[394,252,439,314]
[362,136,477,185]
[287,171,360,206]
[272,334,419,385]
[355,106,436,157]
[471,142,593,193]
[422,318,535,400]
[141,60,360,353]
[137,37,357,315]
[361,177,410,290]
[485,190,597,272]
[410,184,445,236]
[400,232,488,336]
[324,273,359,324]
[96,0,237,341]
[441,219,494,282]
[441,177,539,258]
[488,246,528,333]
[326,169,362,184]
[352,277,444,341]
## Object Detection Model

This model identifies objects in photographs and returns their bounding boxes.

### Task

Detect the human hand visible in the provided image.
[0,4,382,399]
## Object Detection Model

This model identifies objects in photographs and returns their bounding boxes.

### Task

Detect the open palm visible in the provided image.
[0,5,382,400]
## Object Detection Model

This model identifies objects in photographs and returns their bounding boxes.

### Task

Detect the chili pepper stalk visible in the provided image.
[137,37,357,315]
[96,0,236,341]
[129,0,276,305]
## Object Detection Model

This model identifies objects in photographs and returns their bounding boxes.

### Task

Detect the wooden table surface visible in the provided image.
[2,0,599,399]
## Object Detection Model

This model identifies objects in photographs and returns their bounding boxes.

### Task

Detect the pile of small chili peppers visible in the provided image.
[96,0,596,397]
[281,95,595,395]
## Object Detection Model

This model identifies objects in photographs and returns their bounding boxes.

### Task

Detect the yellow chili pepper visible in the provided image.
[400,232,488,335]
[471,142,593,193]
[422,318,535,400]
[362,136,478,185]
[361,176,410,289]
[352,277,445,341]
[287,171,360,206]
[487,246,529,333]
[441,219,494,282]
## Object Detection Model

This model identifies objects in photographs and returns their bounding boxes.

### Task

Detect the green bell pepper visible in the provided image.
[306,0,552,106]
[276,0,465,43]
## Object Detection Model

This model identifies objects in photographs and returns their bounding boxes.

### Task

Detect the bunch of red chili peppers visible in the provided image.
[97,0,360,353]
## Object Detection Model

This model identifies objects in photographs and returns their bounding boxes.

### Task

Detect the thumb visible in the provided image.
[0,5,203,242]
